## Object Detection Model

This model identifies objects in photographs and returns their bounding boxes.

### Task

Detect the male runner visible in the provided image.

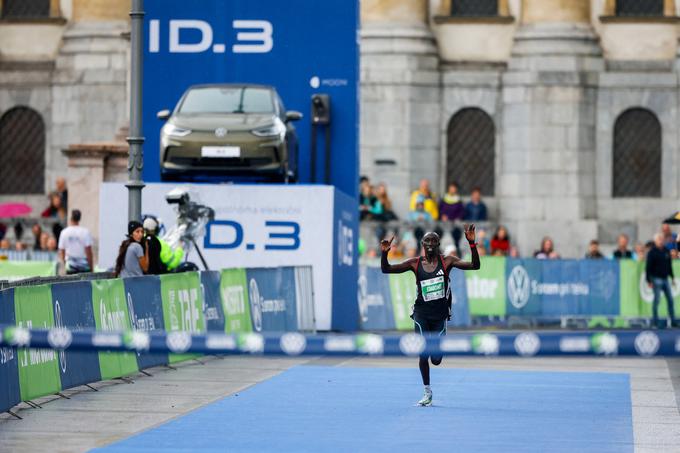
[380,225,480,406]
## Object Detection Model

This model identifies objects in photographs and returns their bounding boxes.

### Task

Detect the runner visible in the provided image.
[380,225,480,406]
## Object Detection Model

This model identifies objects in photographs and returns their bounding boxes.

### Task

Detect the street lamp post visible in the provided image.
[126,0,145,222]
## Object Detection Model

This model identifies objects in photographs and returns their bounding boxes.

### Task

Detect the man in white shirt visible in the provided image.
[58,209,93,274]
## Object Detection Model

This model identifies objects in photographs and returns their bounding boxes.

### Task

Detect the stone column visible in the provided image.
[499,0,603,257]
[360,0,441,219]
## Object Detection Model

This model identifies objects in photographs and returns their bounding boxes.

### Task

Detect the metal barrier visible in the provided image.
[0,272,116,290]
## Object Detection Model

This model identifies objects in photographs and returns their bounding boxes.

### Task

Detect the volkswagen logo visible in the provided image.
[280,333,307,355]
[399,333,426,356]
[514,332,540,357]
[214,127,227,138]
[634,331,660,357]
[166,332,192,353]
[507,265,531,309]
[249,279,263,332]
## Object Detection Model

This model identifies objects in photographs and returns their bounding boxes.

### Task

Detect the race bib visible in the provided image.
[421,276,444,302]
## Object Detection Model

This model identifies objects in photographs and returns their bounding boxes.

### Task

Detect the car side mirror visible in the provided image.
[285,111,303,122]
[157,109,171,120]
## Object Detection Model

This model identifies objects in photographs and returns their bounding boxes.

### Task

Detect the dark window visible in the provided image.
[1,0,50,19]
[451,0,498,16]
[613,108,661,197]
[616,0,664,16]
[0,107,45,194]
[446,108,495,196]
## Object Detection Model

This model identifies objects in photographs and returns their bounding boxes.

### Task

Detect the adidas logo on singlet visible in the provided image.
[437,269,444,276]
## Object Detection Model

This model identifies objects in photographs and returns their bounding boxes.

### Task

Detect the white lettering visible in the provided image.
[149,19,160,52]
[232,20,273,53]
[170,20,213,53]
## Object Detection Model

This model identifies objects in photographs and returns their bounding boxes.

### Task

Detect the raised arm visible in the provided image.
[446,224,481,271]
[380,236,417,274]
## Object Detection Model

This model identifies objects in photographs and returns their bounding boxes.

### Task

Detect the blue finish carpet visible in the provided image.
[94,366,633,452]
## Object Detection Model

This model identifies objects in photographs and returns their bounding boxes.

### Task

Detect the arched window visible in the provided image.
[446,108,495,196]
[0,107,46,194]
[612,108,661,198]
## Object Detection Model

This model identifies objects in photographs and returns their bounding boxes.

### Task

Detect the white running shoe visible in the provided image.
[417,389,433,407]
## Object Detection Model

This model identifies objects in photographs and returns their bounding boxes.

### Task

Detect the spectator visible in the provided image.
[115,221,149,278]
[359,178,378,221]
[55,176,68,213]
[490,225,511,256]
[14,241,25,252]
[41,191,67,240]
[374,183,397,221]
[661,223,677,251]
[634,242,646,262]
[672,249,679,260]
[463,187,488,221]
[409,179,439,220]
[585,240,604,259]
[646,233,678,328]
[39,232,50,250]
[409,199,433,223]
[509,246,520,258]
[534,236,559,259]
[46,236,57,251]
[439,182,464,251]
[58,210,93,274]
[31,224,43,251]
[613,234,633,259]
[0,238,9,249]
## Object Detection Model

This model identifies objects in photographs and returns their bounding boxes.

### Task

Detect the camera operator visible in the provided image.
[143,216,184,274]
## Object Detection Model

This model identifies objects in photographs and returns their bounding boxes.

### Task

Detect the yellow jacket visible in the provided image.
[409,190,439,220]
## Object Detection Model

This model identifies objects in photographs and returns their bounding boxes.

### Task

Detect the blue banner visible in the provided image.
[0,288,20,412]
[123,276,169,369]
[332,189,359,331]
[50,281,102,390]
[200,271,225,332]
[449,269,470,327]
[358,267,395,331]
[245,268,298,332]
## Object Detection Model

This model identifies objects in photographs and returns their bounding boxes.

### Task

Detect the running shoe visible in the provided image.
[416,389,432,407]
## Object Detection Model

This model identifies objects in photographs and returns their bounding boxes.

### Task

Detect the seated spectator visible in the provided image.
[409,198,433,223]
[634,242,646,261]
[32,224,43,251]
[509,246,520,258]
[14,241,25,252]
[661,223,677,251]
[439,182,464,251]
[359,177,378,221]
[534,236,559,259]
[463,187,488,221]
[613,234,633,259]
[409,179,439,221]
[40,232,50,250]
[374,183,397,221]
[0,238,10,249]
[490,225,511,256]
[585,240,604,259]
[55,176,68,212]
[45,236,57,252]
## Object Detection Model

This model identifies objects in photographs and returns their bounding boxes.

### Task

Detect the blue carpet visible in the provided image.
[94,366,633,453]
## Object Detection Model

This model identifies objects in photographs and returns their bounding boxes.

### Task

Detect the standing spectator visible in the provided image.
[31,224,43,251]
[463,187,488,221]
[55,176,68,213]
[409,179,439,220]
[534,237,559,259]
[115,221,149,278]
[359,178,378,221]
[0,239,9,250]
[634,242,646,261]
[661,223,677,251]
[646,233,678,328]
[613,234,633,259]
[41,191,67,240]
[490,225,511,256]
[374,183,397,221]
[58,209,93,274]
[585,240,604,259]
[439,182,464,251]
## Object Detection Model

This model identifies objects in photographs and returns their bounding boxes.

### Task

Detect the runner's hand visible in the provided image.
[380,236,394,253]
[464,224,476,243]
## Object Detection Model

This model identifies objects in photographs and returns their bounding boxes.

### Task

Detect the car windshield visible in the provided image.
[178,87,274,114]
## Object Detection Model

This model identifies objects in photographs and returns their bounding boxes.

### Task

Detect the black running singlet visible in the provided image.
[414,255,450,320]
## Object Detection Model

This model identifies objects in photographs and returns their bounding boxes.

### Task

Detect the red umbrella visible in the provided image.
[0,203,32,218]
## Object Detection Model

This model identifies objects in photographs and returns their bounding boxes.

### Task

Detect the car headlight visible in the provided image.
[162,123,192,137]
[252,118,285,138]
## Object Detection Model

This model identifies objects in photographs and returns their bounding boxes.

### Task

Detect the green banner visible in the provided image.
[91,279,138,380]
[619,260,641,317]
[0,261,56,281]
[160,272,206,363]
[219,268,252,333]
[631,260,680,319]
[14,285,61,401]
[388,273,416,331]
[467,256,506,316]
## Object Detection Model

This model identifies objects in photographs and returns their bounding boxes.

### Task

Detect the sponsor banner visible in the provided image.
[0,288,20,412]
[466,256,506,317]
[220,268,252,333]
[13,285,61,401]
[124,276,169,370]
[91,279,139,380]
[388,273,417,331]
[619,260,641,316]
[160,272,206,363]
[293,267,315,331]
[0,261,56,281]
[200,271,226,332]
[245,268,298,332]
[331,189,360,331]
[357,267,395,331]
[634,260,680,318]
[449,269,470,327]
[50,281,102,389]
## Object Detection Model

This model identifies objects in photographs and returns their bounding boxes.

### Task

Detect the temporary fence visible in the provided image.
[0,266,314,415]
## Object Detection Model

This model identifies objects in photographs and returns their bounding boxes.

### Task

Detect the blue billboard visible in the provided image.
[143,0,359,197]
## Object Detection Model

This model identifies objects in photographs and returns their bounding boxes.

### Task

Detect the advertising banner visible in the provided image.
[200,271,226,332]
[389,272,417,331]
[220,268,252,333]
[123,276,169,370]
[357,267,394,331]
[160,272,206,363]
[0,288,20,412]
[91,279,139,380]
[50,281,102,389]
[332,189,359,331]
[13,285,61,401]
[0,261,56,281]
[632,260,680,318]
[142,0,359,197]
[245,268,298,332]
[466,256,506,317]
[450,269,470,327]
